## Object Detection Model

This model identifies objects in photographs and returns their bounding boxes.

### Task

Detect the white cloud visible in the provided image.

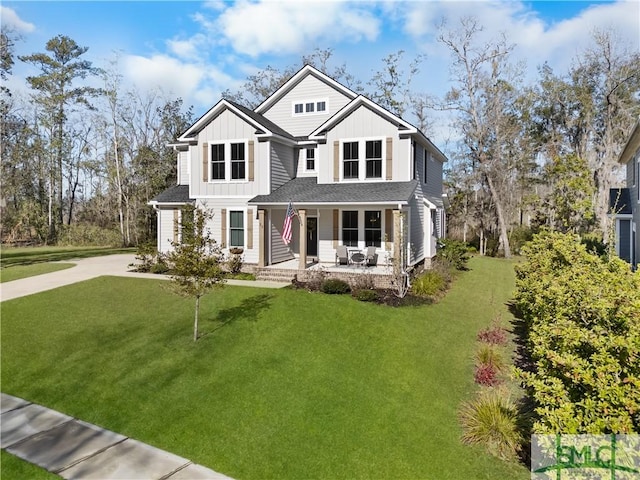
[122,54,245,109]
[215,0,381,57]
[123,54,205,100]
[1,6,36,33]
[400,0,639,76]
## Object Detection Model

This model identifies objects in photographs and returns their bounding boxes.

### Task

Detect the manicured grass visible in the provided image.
[1,450,60,479]
[0,263,75,283]
[1,256,528,479]
[0,246,134,267]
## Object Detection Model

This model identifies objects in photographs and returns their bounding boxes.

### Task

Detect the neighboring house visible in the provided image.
[150,65,447,277]
[609,118,640,268]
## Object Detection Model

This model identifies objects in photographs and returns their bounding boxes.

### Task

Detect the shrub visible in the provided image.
[437,239,470,270]
[354,289,378,302]
[476,344,505,371]
[227,253,243,274]
[514,231,640,434]
[321,278,351,294]
[459,390,522,461]
[412,270,445,297]
[477,325,508,346]
[508,226,534,255]
[350,273,375,292]
[130,242,157,272]
[474,363,501,386]
[57,224,122,247]
[150,260,170,274]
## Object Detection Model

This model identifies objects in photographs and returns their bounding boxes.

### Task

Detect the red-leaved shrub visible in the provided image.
[474,363,501,386]
[477,326,508,346]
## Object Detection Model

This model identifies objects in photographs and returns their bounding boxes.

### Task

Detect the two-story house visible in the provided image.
[150,65,447,281]
[610,118,639,268]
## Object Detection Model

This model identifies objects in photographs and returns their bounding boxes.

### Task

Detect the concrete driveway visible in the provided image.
[1,254,286,302]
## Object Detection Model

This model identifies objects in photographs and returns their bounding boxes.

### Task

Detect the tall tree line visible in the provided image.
[1,32,193,246]
[2,24,638,251]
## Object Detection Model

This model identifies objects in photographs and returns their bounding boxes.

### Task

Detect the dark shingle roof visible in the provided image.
[151,185,193,204]
[609,188,632,214]
[249,177,418,205]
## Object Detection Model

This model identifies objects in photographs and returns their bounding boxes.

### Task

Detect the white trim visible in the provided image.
[292,98,329,117]
[207,139,249,183]
[255,65,357,114]
[248,201,409,207]
[228,207,247,249]
[179,100,272,142]
[339,137,386,182]
[303,147,316,172]
[309,96,417,139]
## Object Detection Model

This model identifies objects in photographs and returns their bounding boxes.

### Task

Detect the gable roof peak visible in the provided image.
[254,64,358,114]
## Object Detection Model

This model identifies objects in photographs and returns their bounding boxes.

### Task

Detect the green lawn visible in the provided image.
[1,256,528,479]
[0,263,75,283]
[0,246,134,267]
[1,451,59,479]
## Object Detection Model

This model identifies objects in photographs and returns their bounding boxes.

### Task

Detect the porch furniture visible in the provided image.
[351,252,366,267]
[335,245,349,266]
[365,246,378,266]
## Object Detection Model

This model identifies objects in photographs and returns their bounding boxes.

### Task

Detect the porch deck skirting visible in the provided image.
[250,263,395,289]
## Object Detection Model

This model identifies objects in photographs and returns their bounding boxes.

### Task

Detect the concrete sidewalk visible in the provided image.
[1,393,231,479]
[1,254,288,302]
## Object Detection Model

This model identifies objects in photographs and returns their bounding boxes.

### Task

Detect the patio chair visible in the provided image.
[335,245,349,266]
[365,246,378,266]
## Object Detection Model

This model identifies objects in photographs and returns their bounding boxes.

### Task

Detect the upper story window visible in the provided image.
[231,143,245,180]
[305,148,316,171]
[292,99,328,116]
[209,140,247,182]
[365,140,382,178]
[341,138,385,181]
[343,142,359,179]
[211,144,225,180]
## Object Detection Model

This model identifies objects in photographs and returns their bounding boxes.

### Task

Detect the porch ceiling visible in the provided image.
[249,177,418,206]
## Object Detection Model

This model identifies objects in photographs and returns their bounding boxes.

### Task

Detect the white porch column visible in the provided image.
[258,209,266,267]
[298,209,307,270]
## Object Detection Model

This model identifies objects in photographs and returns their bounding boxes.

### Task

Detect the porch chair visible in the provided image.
[365,246,378,266]
[335,245,349,266]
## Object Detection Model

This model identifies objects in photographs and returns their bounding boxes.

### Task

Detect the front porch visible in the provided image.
[253,256,396,288]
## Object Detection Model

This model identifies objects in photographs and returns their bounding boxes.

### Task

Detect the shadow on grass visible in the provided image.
[207,293,273,335]
[507,300,536,467]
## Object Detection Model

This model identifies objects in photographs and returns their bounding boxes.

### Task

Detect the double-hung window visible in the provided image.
[231,142,245,180]
[229,211,244,247]
[365,211,381,247]
[342,211,358,247]
[306,148,315,171]
[211,144,225,180]
[343,142,359,179]
[365,140,382,178]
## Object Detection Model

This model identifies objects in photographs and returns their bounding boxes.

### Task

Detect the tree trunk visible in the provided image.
[194,295,200,342]
[485,173,512,258]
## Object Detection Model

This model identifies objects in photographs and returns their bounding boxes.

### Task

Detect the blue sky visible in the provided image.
[3,1,639,146]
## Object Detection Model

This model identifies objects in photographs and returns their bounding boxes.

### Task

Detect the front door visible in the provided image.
[307,217,318,257]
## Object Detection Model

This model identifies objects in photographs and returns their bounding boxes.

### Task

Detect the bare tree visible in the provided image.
[438,18,526,257]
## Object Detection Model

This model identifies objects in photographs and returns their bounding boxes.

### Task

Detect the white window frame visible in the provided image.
[340,137,387,182]
[208,139,249,183]
[292,98,329,117]
[228,208,246,248]
[304,147,316,172]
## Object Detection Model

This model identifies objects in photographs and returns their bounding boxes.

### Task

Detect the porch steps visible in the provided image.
[254,268,297,284]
